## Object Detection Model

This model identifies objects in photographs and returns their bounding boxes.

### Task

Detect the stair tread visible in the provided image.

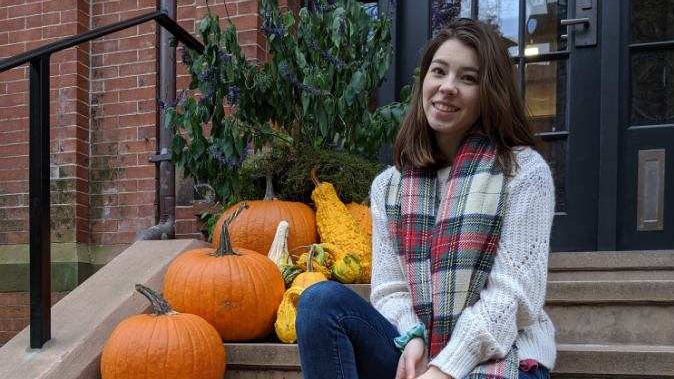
[223,342,674,376]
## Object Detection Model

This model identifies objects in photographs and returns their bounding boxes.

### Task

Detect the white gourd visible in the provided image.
[268,221,291,269]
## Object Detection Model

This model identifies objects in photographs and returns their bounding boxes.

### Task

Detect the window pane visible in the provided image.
[539,139,567,212]
[478,0,520,56]
[431,0,472,34]
[525,60,567,132]
[631,49,674,125]
[631,0,674,44]
[525,0,568,55]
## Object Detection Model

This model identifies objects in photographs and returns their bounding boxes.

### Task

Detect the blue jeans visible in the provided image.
[295,281,550,379]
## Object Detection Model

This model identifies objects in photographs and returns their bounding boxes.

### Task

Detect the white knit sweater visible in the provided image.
[369,146,557,379]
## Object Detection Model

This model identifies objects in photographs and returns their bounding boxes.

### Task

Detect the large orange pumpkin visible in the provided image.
[212,178,318,260]
[164,203,285,341]
[101,284,225,379]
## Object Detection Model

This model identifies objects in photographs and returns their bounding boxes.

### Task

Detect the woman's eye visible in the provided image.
[463,75,477,83]
[431,67,444,75]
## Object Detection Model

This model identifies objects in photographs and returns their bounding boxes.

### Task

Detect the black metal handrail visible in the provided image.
[0,8,203,349]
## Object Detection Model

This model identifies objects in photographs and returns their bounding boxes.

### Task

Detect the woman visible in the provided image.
[296,18,556,379]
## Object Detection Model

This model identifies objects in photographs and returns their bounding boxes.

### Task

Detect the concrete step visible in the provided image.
[548,250,674,281]
[222,342,674,378]
[349,280,674,346]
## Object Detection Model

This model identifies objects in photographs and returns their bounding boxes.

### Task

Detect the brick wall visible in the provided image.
[0,0,299,346]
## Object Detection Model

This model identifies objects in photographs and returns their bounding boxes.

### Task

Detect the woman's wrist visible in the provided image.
[393,322,428,351]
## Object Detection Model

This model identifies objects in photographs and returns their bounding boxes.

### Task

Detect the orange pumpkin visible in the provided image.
[101,284,225,379]
[164,203,285,341]
[212,178,318,260]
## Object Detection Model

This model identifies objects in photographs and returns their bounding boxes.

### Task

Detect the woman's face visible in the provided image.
[422,38,481,149]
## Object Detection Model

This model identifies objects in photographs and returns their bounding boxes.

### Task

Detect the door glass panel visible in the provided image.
[431,0,472,33]
[525,60,567,132]
[478,0,520,56]
[630,49,674,125]
[525,0,568,54]
[630,0,674,43]
[539,139,567,212]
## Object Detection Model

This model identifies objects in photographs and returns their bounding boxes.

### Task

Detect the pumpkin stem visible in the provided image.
[310,167,320,186]
[306,244,316,272]
[264,174,276,201]
[135,284,174,316]
[215,202,248,257]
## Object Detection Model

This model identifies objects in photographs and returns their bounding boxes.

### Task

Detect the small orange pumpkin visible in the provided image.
[164,203,285,341]
[101,284,225,379]
[212,176,318,259]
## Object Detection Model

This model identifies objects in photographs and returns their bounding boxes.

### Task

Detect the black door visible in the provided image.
[391,0,603,251]
[617,0,674,250]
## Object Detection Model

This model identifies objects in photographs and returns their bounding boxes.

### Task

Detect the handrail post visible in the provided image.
[28,54,52,348]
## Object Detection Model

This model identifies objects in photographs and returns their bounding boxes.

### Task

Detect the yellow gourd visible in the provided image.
[274,286,304,343]
[310,168,371,283]
[332,254,363,284]
[292,244,329,288]
[268,220,291,270]
[296,244,333,279]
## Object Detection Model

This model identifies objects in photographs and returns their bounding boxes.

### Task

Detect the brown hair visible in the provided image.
[393,18,540,176]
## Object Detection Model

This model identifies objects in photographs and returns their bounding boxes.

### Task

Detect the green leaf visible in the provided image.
[164,108,176,130]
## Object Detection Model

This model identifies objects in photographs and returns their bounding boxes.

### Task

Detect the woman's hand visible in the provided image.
[395,337,428,379]
[415,366,453,379]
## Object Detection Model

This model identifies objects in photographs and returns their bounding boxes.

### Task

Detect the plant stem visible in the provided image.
[135,284,174,315]
[214,202,248,257]
[264,174,276,200]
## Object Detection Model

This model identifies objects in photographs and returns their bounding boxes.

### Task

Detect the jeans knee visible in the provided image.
[296,281,350,332]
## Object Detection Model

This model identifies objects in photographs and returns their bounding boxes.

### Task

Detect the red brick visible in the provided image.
[103,50,138,66]
[118,112,155,127]
[118,34,154,51]
[0,7,7,20]
[118,217,153,232]
[118,191,154,206]
[7,2,42,18]
[118,87,154,102]
[43,0,76,13]
[44,23,77,39]
[231,14,259,31]
[0,17,26,32]
[0,43,26,59]
[0,32,7,45]
[0,169,27,181]
[91,219,118,232]
[237,0,259,15]
[121,165,155,178]
[92,13,121,28]
[0,156,28,169]
[0,143,28,156]
[104,76,138,91]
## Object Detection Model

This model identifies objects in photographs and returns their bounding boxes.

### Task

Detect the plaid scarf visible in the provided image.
[385,133,518,378]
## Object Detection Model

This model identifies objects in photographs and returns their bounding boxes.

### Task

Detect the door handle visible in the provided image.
[559,0,597,47]
[560,18,590,27]
[560,18,590,40]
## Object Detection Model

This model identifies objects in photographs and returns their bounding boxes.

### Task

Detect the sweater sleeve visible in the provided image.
[369,168,421,334]
[429,157,555,379]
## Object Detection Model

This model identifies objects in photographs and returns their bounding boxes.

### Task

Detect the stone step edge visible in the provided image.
[223,342,674,376]
[347,281,674,304]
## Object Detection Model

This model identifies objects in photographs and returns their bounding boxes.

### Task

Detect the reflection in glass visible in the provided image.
[539,139,567,212]
[631,50,674,125]
[478,0,520,55]
[431,0,472,34]
[525,60,567,132]
[631,0,674,44]
[525,0,567,53]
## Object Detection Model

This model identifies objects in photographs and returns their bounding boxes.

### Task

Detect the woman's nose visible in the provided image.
[438,78,458,95]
